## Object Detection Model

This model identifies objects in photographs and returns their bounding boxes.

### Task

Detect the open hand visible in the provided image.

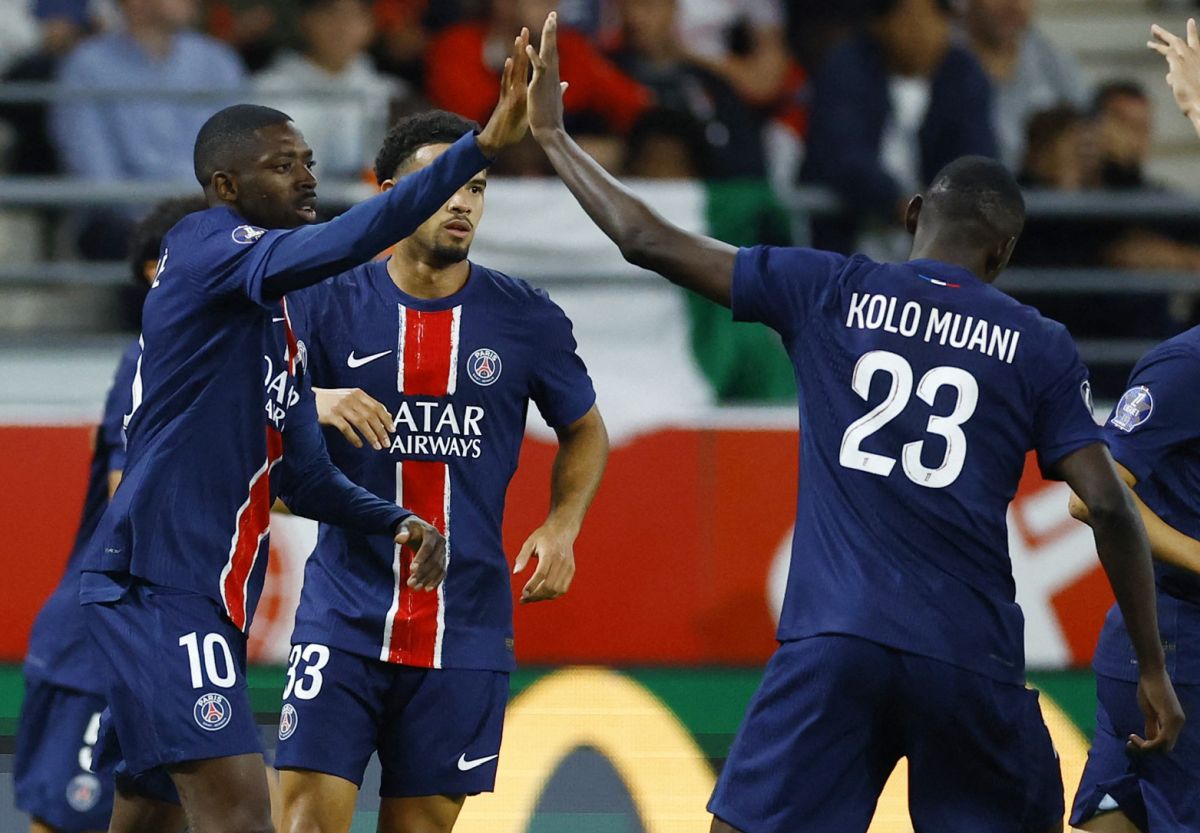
[513,521,576,604]
[1130,666,1185,754]
[526,12,568,139]
[476,27,532,156]
[396,516,447,592]
[314,387,393,451]
[1150,20,1200,130]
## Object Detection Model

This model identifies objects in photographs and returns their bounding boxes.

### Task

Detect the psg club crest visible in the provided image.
[1111,385,1153,433]
[467,348,502,387]
[232,224,266,245]
[193,692,233,732]
[278,704,298,741]
[66,773,102,812]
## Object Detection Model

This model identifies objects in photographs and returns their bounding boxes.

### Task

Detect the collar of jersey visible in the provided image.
[904,258,981,287]
[373,259,484,311]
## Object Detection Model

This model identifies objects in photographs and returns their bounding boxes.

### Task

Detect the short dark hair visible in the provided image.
[373,110,479,184]
[128,196,209,283]
[1093,79,1148,114]
[925,155,1026,243]
[193,104,293,186]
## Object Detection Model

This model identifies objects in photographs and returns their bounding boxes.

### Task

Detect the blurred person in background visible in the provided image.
[50,0,244,257]
[256,0,409,180]
[623,107,706,178]
[800,0,997,254]
[1094,80,1155,189]
[14,196,204,833]
[608,0,767,179]
[205,0,279,72]
[961,0,1089,170]
[425,0,651,169]
[672,0,789,108]
[0,1,39,76]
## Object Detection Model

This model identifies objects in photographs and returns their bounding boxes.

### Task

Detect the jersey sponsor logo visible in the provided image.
[347,349,393,368]
[1080,379,1094,417]
[193,692,233,732]
[278,703,298,741]
[388,401,485,458]
[1111,386,1153,433]
[457,752,499,771]
[232,224,266,245]
[66,773,102,812]
[467,348,502,386]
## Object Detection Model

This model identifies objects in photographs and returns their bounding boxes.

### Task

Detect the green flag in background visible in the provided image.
[694,179,797,402]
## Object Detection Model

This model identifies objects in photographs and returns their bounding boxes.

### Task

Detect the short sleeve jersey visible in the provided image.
[24,338,140,692]
[286,261,596,671]
[81,208,314,632]
[1090,328,1200,684]
[733,246,1100,684]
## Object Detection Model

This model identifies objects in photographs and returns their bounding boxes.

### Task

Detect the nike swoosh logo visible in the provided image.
[347,350,392,368]
[457,753,498,771]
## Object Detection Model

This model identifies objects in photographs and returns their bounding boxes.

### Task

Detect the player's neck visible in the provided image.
[386,250,470,300]
[908,242,990,283]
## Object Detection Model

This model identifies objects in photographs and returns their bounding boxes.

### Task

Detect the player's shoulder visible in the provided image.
[472,264,561,314]
[1133,326,1200,376]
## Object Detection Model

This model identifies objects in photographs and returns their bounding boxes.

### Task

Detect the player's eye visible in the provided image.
[274,163,291,174]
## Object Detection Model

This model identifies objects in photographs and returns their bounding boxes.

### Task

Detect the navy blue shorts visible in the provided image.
[83,581,262,792]
[1070,675,1200,832]
[708,635,1063,833]
[273,643,508,797]
[14,677,113,832]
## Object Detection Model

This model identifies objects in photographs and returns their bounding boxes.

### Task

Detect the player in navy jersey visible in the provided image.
[14,197,204,833]
[523,12,1182,832]
[1064,22,1200,833]
[78,33,533,833]
[273,109,608,833]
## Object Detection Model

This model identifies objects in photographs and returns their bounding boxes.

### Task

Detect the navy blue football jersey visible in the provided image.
[286,260,596,671]
[81,132,492,631]
[24,339,139,692]
[1092,327,1200,684]
[734,246,1101,684]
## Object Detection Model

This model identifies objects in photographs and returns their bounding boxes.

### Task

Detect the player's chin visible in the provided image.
[433,241,471,263]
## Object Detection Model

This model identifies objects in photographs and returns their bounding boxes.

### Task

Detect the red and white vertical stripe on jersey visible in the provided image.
[381,304,461,667]
[220,302,298,631]
[220,426,284,631]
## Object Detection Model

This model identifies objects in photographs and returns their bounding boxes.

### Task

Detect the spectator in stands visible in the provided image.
[425,0,651,137]
[50,0,244,256]
[673,0,790,108]
[205,0,279,72]
[1094,80,1154,190]
[256,0,407,179]
[608,0,766,179]
[800,0,997,253]
[623,108,706,178]
[0,2,39,76]
[961,0,1089,170]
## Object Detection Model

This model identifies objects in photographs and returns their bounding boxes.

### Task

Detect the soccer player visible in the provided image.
[525,12,1183,831]
[272,108,608,833]
[14,196,203,833]
[78,34,532,833]
[1064,20,1200,833]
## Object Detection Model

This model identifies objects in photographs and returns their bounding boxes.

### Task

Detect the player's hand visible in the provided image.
[314,387,393,451]
[1150,20,1200,132]
[396,516,446,592]
[1130,666,1185,754]
[476,27,532,156]
[526,12,569,139]
[513,520,576,604]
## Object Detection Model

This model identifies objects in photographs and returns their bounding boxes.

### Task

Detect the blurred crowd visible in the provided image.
[1,0,1199,356]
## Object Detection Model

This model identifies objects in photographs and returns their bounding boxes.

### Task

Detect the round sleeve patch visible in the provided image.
[232,224,266,245]
[1110,385,1153,433]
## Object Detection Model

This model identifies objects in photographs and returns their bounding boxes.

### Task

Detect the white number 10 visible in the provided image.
[838,350,978,489]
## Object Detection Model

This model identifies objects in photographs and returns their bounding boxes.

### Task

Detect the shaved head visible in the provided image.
[193,104,294,186]
[923,155,1025,247]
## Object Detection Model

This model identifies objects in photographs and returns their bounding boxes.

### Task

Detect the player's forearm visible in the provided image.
[258,131,491,298]
[1090,495,1167,672]
[534,128,733,304]
[545,408,608,535]
[1130,489,1200,575]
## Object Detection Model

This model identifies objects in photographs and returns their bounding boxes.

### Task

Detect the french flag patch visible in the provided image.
[917,273,961,289]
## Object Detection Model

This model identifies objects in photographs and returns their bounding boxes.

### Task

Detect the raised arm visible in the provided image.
[526,13,736,307]
[1055,443,1184,752]
[1149,19,1200,140]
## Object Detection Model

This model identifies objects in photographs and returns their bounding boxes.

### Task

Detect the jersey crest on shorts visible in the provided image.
[1111,386,1153,433]
[278,703,298,740]
[467,348,502,386]
[66,773,102,812]
[193,692,233,732]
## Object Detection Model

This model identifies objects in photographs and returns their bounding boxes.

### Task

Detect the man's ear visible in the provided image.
[380,178,396,194]
[904,194,923,234]
[212,171,237,202]
[987,235,1018,281]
